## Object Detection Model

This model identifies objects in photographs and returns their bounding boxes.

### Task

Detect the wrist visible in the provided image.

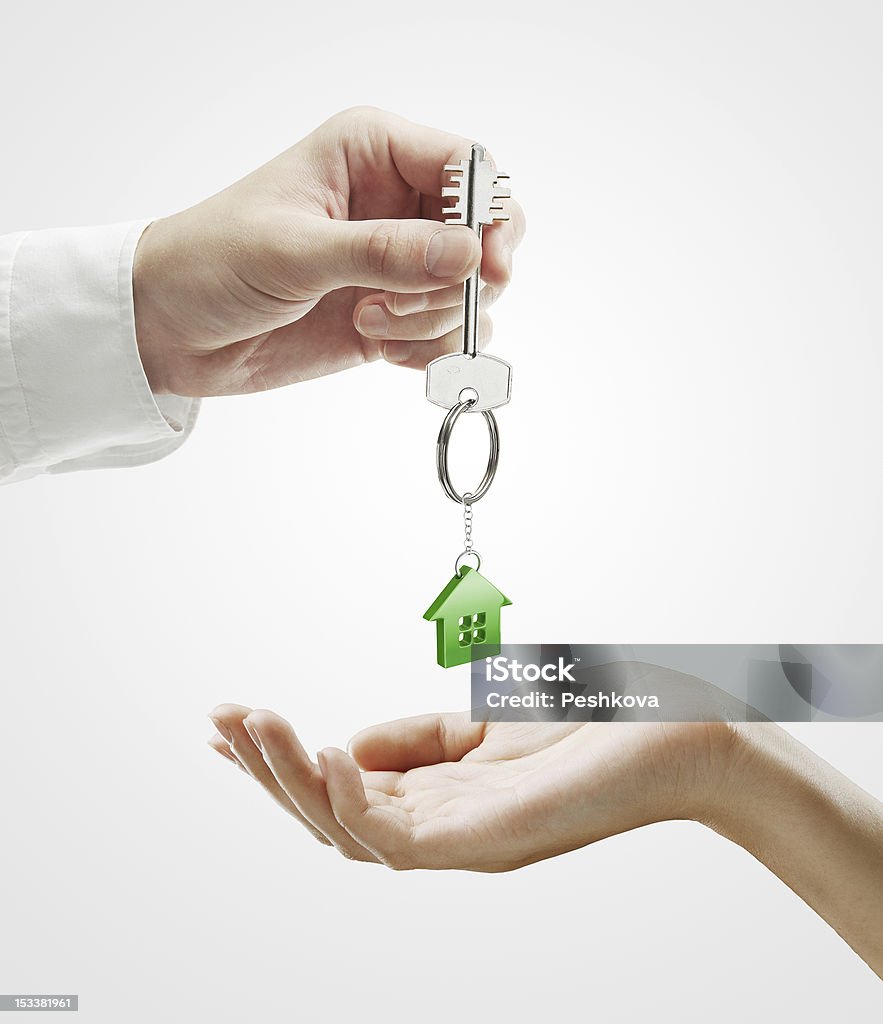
[133,219,175,395]
[694,722,805,845]
[695,721,883,977]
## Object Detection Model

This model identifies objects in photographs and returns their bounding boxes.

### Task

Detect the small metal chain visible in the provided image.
[454,492,481,575]
[462,493,474,553]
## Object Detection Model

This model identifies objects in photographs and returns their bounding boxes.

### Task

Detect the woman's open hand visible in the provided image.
[207,696,734,871]
[208,670,883,977]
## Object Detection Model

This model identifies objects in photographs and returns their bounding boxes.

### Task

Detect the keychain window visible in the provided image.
[458,612,487,647]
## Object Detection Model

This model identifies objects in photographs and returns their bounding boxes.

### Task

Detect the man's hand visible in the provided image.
[133,107,525,396]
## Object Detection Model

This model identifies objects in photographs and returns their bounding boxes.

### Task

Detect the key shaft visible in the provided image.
[462,144,485,358]
[429,144,512,412]
[442,143,511,359]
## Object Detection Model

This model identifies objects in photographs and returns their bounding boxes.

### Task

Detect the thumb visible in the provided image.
[312,219,481,292]
[347,711,484,772]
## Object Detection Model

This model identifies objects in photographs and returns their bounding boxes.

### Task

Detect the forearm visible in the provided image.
[706,723,883,978]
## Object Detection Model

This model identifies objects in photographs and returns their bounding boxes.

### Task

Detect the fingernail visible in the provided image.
[316,749,328,775]
[425,228,476,279]
[502,245,513,277]
[383,340,411,364]
[243,718,263,751]
[357,304,388,337]
[388,291,429,315]
[210,716,232,744]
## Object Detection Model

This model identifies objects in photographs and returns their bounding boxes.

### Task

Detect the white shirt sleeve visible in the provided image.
[0,220,199,485]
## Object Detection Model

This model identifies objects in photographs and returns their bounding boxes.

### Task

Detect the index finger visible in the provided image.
[339,107,497,199]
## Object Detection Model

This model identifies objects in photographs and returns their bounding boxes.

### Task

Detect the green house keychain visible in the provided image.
[424,565,512,669]
[422,144,513,668]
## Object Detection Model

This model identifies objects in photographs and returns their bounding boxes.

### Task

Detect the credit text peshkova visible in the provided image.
[485,691,660,709]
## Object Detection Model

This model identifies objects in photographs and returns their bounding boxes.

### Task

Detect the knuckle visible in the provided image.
[364,221,401,279]
[420,308,458,341]
[331,105,374,126]
[341,104,385,122]
[332,105,390,140]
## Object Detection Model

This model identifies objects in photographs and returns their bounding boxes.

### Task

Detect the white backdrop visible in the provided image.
[1,1,881,1019]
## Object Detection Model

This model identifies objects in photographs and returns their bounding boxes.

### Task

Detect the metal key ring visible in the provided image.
[436,397,500,504]
[454,549,482,574]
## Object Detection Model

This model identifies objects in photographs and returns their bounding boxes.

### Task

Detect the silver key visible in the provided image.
[426,144,512,412]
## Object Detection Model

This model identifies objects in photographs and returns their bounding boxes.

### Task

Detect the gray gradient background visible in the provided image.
[1,1,882,1020]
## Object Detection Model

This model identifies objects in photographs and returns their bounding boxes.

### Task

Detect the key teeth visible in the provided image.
[442,163,468,214]
[441,159,512,225]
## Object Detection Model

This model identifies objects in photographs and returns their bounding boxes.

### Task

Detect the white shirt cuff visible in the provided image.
[0,220,199,484]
